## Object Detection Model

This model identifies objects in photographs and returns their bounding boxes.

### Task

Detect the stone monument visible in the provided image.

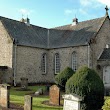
[0,84,11,108]
[49,85,60,105]
[62,94,82,110]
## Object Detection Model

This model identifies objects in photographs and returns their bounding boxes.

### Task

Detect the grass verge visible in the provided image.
[10,86,63,110]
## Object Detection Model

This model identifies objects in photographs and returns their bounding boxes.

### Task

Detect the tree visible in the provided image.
[66,66,104,110]
[55,67,74,90]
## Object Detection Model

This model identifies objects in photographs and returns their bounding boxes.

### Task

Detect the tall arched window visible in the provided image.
[42,53,47,73]
[55,53,60,74]
[72,51,77,71]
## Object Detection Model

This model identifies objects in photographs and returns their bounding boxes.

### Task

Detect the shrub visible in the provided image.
[55,67,74,90]
[66,66,104,110]
[102,97,110,110]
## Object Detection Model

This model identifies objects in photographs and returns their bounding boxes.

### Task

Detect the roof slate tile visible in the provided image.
[0,16,106,49]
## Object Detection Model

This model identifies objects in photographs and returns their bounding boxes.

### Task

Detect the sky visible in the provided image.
[0,0,110,28]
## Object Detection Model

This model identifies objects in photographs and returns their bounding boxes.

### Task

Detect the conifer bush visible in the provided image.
[66,66,104,110]
[55,67,74,90]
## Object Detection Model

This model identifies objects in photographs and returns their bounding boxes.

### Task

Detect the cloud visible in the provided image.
[80,0,92,7]
[97,0,110,7]
[79,0,105,8]
[79,8,87,15]
[19,8,34,16]
[64,9,77,16]
[64,8,88,16]
[65,9,73,15]
[79,0,110,8]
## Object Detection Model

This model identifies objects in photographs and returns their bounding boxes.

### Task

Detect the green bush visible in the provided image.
[66,66,104,110]
[55,67,74,90]
[102,97,110,110]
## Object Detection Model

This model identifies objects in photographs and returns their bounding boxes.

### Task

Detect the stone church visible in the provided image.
[0,7,110,88]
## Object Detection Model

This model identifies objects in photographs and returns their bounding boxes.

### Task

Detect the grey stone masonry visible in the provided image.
[0,84,11,108]
[62,94,82,110]
[24,95,33,110]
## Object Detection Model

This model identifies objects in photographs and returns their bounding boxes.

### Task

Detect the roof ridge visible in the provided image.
[0,16,48,29]
[53,16,106,30]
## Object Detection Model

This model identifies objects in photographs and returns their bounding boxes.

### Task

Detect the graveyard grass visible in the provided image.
[10,86,63,110]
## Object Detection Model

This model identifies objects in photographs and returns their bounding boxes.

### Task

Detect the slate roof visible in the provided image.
[98,48,110,60]
[0,16,107,49]
[0,16,48,48]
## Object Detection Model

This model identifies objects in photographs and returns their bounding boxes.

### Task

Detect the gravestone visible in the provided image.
[0,84,11,108]
[21,77,28,90]
[49,85,60,105]
[35,88,43,96]
[24,95,32,110]
[62,94,82,110]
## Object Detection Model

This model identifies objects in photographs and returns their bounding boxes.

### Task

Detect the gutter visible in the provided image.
[13,44,17,86]
[87,43,90,68]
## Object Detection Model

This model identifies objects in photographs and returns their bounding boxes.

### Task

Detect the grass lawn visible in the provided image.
[10,86,63,110]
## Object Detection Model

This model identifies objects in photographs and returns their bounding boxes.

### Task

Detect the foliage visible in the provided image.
[102,97,110,110]
[55,67,74,89]
[66,66,104,110]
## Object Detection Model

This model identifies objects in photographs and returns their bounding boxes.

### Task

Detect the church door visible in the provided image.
[103,66,110,86]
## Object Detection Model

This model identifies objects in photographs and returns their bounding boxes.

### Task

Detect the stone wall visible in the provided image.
[15,45,88,84]
[15,46,55,83]
[91,17,110,79]
[0,21,13,83]
[48,45,89,75]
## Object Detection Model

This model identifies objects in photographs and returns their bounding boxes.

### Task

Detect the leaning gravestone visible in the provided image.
[0,84,11,108]
[49,85,60,105]
[21,77,28,90]
[62,94,82,110]
[24,95,33,110]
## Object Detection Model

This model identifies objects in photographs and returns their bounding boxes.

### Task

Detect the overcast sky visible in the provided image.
[0,0,109,28]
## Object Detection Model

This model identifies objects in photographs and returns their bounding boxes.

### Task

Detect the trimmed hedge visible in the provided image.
[55,67,74,89]
[66,66,104,110]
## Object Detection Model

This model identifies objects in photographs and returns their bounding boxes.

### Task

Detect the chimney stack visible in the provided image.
[25,17,30,26]
[20,17,30,26]
[72,18,78,26]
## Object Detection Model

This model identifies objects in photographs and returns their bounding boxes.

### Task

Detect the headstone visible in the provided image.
[0,84,11,108]
[24,95,32,110]
[62,94,82,110]
[49,85,60,105]
[21,77,28,90]
[35,88,43,96]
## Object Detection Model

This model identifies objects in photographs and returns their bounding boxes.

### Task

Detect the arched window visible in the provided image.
[55,53,60,74]
[72,51,77,71]
[42,53,47,73]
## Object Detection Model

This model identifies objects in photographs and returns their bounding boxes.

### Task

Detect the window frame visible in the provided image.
[72,51,77,71]
[42,53,47,74]
[55,53,60,74]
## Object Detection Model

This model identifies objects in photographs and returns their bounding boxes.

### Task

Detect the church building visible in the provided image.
[0,6,110,89]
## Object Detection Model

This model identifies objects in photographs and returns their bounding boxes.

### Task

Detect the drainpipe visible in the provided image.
[14,44,17,86]
[47,29,49,48]
[87,43,90,68]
